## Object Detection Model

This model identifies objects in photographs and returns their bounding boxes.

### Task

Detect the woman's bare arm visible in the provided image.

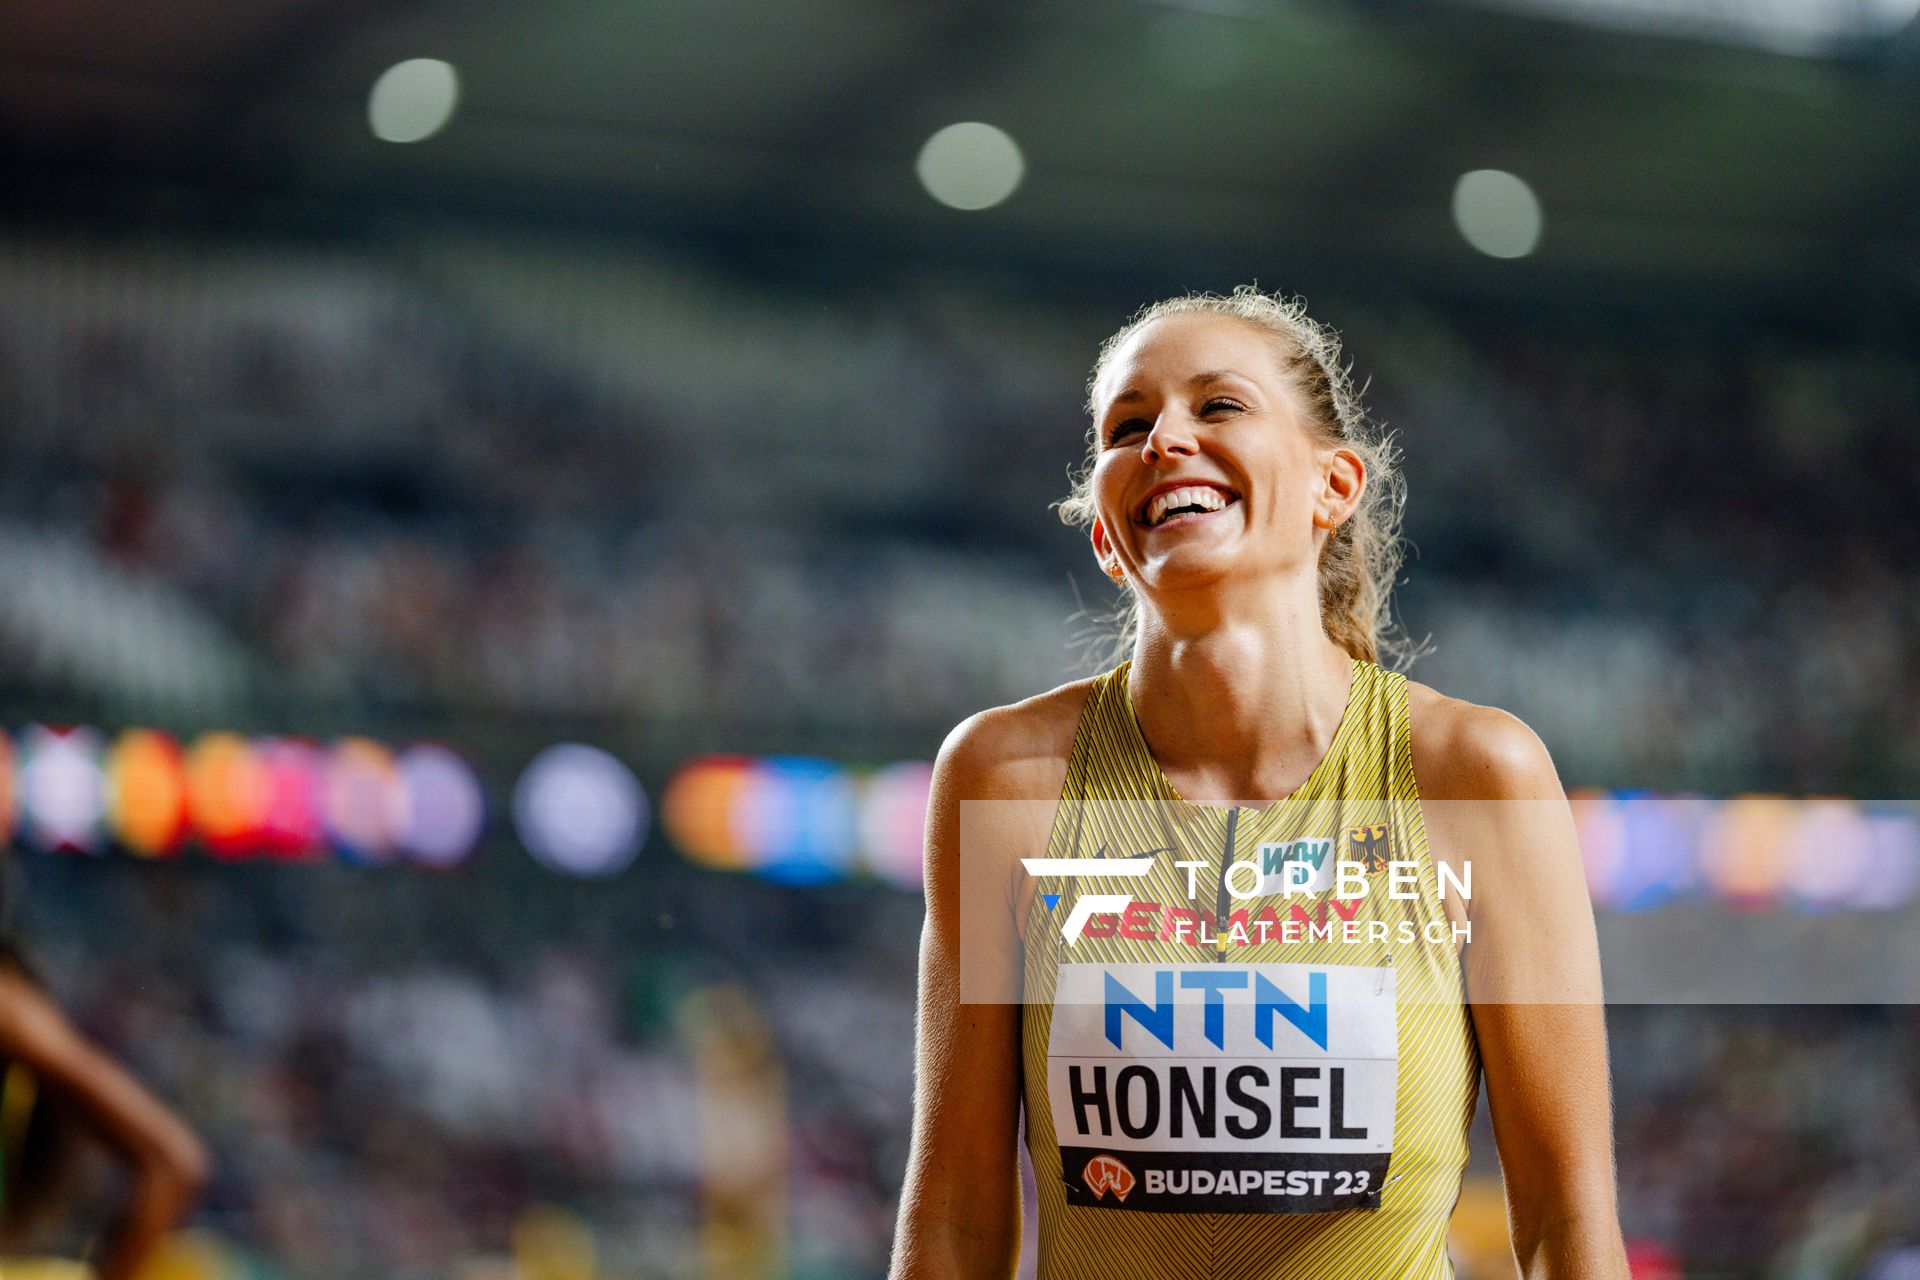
[0,965,210,1280]
[890,693,1076,1280]
[1414,690,1629,1280]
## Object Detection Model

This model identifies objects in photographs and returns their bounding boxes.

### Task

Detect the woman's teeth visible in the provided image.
[1144,486,1234,527]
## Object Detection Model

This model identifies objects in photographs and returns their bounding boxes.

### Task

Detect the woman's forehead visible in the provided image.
[1095,313,1284,404]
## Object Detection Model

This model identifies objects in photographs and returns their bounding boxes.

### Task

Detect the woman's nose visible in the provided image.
[1142,412,1199,462]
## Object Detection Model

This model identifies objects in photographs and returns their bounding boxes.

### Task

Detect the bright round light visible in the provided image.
[18,725,106,853]
[324,738,407,866]
[1452,169,1542,259]
[512,744,646,878]
[736,757,855,886]
[1782,800,1874,909]
[185,731,267,859]
[1699,797,1794,908]
[916,122,1025,211]
[396,744,486,870]
[1855,810,1920,911]
[1614,793,1700,910]
[368,58,460,144]
[1569,791,1627,909]
[106,729,188,857]
[255,738,327,862]
[662,756,756,871]
[856,761,933,890]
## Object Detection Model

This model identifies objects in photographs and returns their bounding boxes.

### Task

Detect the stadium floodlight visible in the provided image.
[1452,169,1543,259]
[916,123,1026,211]
[368,58,460,143]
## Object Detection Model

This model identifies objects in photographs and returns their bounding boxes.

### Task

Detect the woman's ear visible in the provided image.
[1089,516,1121,579]
[1313,447,1367,530]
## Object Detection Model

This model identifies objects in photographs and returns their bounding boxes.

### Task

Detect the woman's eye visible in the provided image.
[1106,418,1150,445]
[1202,398,1244,416]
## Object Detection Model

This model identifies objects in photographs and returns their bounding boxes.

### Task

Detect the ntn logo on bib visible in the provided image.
[1052,962,1397,1064]
[1048,962,1398,1214]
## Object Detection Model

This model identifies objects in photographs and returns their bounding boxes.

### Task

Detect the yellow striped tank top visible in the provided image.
[1021,658,1480,1279]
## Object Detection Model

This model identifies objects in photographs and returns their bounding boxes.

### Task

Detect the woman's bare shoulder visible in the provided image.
[935,676,1101,804]
[1404,677,1566,803]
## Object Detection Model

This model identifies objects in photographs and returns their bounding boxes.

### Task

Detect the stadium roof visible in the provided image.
[1,0,1917,302]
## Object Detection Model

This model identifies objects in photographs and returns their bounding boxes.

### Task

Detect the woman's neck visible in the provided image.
[1127,581,1355,806]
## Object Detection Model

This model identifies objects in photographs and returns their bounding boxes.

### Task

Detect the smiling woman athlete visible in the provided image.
[890,288,1628,1280]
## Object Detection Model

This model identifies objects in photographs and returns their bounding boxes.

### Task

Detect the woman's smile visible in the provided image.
[1135,481,1243,530]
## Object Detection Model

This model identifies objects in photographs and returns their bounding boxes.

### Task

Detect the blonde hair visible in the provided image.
[1056,285,1409,666]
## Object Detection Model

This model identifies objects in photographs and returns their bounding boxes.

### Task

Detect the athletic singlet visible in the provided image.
[0,1063,94,1279]
[1020,658,1480,1280]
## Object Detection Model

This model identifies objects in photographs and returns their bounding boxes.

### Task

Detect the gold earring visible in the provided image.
[1107,564,1124,582]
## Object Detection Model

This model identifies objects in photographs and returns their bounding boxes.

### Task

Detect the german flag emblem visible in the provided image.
[1345,822,1395,875]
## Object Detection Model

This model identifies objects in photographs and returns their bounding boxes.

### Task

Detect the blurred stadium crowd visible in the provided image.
[13,857,923,1280]
[1,236,1914,788]
[17,859,1920,1280]
[2,230,1919,1278]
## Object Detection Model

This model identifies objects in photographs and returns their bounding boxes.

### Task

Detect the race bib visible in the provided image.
[1047,962,1397,1214]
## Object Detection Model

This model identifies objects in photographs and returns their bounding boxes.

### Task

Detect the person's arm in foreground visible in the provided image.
[1421,700,1630,1280]
[889,710,1039,1280]
[0,965,210,1280]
